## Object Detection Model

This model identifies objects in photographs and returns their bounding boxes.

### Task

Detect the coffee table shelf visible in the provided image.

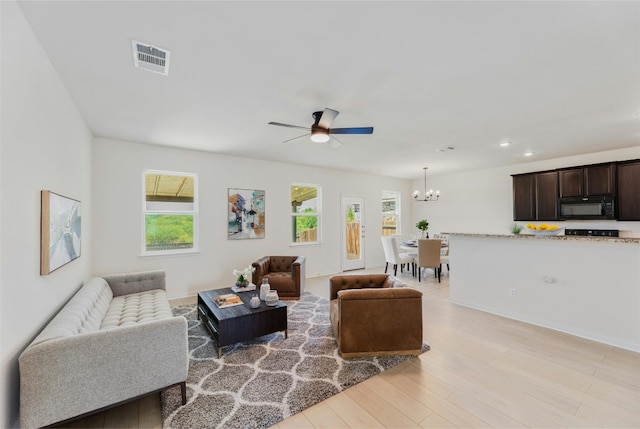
[197,288,287,357]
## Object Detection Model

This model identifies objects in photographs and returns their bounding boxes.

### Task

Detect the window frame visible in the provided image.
[141,169,199,257]
[291,182,322,246]
[382,190,401,236]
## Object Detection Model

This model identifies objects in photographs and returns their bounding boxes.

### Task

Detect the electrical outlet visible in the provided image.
[541,275,555,283]
[509,288,517,298]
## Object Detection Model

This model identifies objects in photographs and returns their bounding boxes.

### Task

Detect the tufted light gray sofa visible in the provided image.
[19,270,188,428]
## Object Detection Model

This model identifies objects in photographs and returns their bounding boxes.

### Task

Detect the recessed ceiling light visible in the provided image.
[500,141,511,147]
[524,151,534,157]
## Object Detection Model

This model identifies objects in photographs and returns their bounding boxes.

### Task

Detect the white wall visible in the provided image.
[412,147,640,237]
[0,2,93,427]
[449,234,640,351]
[91,138,412,299]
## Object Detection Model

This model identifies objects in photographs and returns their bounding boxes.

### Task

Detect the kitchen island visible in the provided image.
[446,232,640,352]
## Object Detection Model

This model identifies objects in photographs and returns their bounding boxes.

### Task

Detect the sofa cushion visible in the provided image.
[101,289,172,329]
[30,277,113,347]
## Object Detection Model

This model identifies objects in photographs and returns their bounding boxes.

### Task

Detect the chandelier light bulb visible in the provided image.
[414,167,440,202]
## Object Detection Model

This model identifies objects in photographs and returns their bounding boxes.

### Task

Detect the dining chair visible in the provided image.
[381,236,414,276]
[417,239,442,282]
[433,233,450,273]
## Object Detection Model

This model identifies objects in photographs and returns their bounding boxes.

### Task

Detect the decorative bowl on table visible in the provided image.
[525,223,564,236]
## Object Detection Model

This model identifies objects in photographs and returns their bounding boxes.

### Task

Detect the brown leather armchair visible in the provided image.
[252,256,306,299]
[329,274,423,358]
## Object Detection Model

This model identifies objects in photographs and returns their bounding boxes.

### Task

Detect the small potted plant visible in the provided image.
[510,222,523,235]
[416,219,429,238]
[233,265,255,288]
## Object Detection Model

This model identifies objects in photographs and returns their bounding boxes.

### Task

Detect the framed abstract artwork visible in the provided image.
[228,188,265,239]
[41,190,82,275]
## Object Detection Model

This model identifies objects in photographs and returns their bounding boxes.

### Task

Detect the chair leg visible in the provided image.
[384,262,388,273]
[393,264,398,276]
[437,266,441,283]
[418,266,421,282]
[180,381,187,405]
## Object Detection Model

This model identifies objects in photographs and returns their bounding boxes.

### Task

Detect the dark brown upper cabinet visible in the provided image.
[617,160,640,221]
[512,171,558,221]
[559,163,616,198]
[535,171,559,220]
[513,173,534,221]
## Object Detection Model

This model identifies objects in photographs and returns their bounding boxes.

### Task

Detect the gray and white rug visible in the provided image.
[161,291,429,429]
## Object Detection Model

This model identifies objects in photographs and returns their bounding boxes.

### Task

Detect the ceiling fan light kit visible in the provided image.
[310,127,330,143]
[414,167,440,202]
[269,108,373,146]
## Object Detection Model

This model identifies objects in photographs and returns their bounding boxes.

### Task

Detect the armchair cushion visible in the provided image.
[329,274,423,358]
[252,255,306,298]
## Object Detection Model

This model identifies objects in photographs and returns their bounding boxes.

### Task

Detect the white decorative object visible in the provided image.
[265,289,279,306]
[260,278,270,301]
[249,294,261,309]
[231,282,256,293]
[233,265,255,287]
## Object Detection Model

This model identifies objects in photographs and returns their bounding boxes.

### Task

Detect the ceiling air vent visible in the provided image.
[131,40,170,76]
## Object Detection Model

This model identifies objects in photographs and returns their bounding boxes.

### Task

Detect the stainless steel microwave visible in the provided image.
[558,196,616,220]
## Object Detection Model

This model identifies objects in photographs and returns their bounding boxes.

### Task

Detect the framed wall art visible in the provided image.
[228,188,265,239]
[41,190,82,275]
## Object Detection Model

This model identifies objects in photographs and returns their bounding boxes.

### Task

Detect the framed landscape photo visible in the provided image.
[228,188,265,239]
[41,190,82,275]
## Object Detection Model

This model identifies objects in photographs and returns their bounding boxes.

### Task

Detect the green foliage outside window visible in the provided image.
[346,206,355,222]
[145,214,194,249]
[295,208,317,231]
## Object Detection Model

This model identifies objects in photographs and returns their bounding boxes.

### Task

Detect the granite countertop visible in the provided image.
[443,232,640,244]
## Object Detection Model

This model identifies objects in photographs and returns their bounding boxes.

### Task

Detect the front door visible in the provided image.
[342,196,365,271]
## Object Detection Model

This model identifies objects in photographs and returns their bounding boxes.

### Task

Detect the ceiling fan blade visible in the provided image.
[282,133,310,143]
[329,136,343,149]
[268,121,310,131]
[318,108,339,129]
[330,127,374,135]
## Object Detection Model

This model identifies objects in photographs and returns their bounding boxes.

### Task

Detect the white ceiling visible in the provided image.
[18,1,640,180]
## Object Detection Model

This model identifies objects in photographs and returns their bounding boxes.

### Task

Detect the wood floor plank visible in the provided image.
[419,412,457,428]
[579,392,640,427]
[472,367,597,427]
[587,378,640,416]
[275,410,315,429]
[411,350,565,428]
[138,393,162,429]
[322,392,383,429]
[576,402,638,428]
[302,399,350,429]
[344,383,421,428]
[362,372,434,423]
[103,399,138,428]
[489,351,593,393]
[445,390,524,428]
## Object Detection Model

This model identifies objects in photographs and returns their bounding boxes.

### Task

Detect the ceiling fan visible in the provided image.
[268,108,374,147]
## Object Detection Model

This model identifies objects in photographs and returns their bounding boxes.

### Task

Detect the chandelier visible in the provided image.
[413,167,440,202]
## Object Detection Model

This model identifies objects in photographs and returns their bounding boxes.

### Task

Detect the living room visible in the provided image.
[2,1,640,428]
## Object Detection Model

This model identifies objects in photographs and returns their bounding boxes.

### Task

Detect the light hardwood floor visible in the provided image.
[57,267,640,428]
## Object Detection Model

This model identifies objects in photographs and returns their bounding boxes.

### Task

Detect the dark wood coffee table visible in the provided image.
[197,288,287,357]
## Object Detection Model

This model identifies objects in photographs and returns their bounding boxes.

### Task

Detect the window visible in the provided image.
[382,191,401,236]
[142,170,198,255]
[291,184,321,245]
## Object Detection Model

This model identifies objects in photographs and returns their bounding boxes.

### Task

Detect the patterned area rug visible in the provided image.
[161,291,429,429]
